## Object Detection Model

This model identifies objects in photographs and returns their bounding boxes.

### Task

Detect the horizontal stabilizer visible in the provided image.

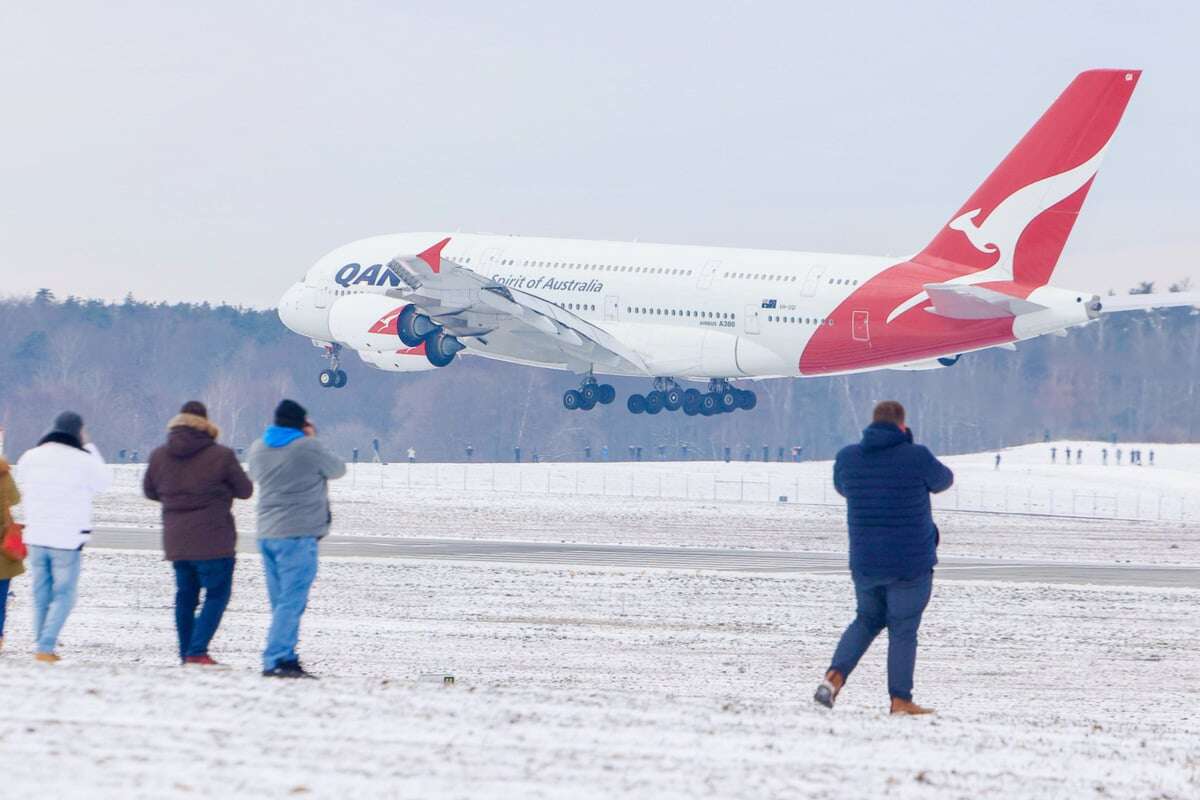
[1097,292,1200,314]
[923,284,1047,320]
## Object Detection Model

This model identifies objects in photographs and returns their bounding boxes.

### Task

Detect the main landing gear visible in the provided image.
[319,344,348,389]
[563,376,616,411]
[397,305,465,368]
[627,379,756,416]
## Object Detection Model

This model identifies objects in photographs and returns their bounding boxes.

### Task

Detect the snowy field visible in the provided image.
[0,550,1196,799]
[92,441,1200,565]
[4,442,1195,797]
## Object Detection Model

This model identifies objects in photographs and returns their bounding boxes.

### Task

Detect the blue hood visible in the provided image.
[264,425,305,448]
[860,422,913,452]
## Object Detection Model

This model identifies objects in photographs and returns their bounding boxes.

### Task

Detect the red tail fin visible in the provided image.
[917,69,1140,287]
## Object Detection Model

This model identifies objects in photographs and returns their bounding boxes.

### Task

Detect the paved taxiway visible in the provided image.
[89,528,1198,589]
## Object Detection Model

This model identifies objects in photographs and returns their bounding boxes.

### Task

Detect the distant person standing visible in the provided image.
[407,447,416,464]
[0,456,26,652]
[1051,447,1057,464]
[1066,449,1072,465]
[16,412,112,662]
[247,400,346,678]
[994,454,1001,470]
[814,401,953,715]
[1076,449,1083,464]
[1116,448,1123,466]
[143,402,253,666]
[1149,449,1155,467]
[465,443,474,461]
[1102,448,1108,466]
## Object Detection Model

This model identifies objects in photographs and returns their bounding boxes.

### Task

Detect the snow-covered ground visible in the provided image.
[0,550,1196,799]
[92,441,1200,565]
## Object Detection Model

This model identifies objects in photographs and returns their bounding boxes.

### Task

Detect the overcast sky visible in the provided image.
[2,1,1197,307]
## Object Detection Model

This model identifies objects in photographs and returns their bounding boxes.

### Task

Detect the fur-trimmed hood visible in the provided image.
[166,413,220,458]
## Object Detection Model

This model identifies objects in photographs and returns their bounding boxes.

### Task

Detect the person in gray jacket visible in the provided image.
[247,399,346,678]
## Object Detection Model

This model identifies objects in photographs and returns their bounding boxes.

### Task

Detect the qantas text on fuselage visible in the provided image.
[277,69,1199,417]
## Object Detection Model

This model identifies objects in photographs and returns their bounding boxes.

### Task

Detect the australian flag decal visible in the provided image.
[761,299,777,309]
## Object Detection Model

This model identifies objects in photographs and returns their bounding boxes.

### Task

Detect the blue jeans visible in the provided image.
[0,578,10,638]
[173,557,235,660]
[259,538,319,670]
[829,570,933,701]
[29,545,82,654]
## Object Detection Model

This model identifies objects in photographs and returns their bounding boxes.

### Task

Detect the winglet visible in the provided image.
[417,238,451,273]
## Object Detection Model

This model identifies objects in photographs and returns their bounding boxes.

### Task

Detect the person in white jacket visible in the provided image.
[16,411,112,662]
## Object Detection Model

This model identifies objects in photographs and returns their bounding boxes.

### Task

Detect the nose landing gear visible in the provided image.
[318,344,348,389]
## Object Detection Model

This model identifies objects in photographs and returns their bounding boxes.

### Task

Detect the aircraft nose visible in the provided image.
[277,283,305,333]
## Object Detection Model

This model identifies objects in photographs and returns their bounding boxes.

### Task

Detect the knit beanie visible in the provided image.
[51,411,84,440]
[274,399,308,430]
[180,401,208,418]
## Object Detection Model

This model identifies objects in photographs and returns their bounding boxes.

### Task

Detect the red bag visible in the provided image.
[1,522,26,561]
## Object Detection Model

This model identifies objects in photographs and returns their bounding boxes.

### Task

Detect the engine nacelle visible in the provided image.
[327,294,437,372]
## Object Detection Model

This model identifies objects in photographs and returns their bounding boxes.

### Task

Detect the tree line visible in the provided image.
[0,288,1197,462]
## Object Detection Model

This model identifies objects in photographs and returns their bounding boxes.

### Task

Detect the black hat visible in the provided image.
[274,399,308,430]
[51,411,84,440]
[180,401,208,418]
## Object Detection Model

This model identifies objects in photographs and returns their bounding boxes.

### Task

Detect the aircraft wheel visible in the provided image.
[644,391,664,415]
[580,383,599,405]
[319,369,337,388]
[736,389,756,410]
[718,389,738,413]
[663,387,683,411]
[682,391,703,416]
[627,394,646,414]
[700,393,719,416]
[597,384,616,405]
[334,369,348,388]
[579,395,597,411]
[563,389,583,410]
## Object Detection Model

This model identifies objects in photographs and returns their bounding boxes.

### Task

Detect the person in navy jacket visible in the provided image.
[814,401,953,715]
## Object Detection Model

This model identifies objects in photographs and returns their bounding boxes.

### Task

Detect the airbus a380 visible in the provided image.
[279,69,1196,417]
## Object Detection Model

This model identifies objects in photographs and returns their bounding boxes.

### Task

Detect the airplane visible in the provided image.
[278,68,1198,417]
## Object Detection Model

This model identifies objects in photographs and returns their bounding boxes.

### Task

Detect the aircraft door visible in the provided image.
[744,304,761,335]
[479,247,504,272]
[801,265,825,297]
[604,295,620,321]
[314,284,330,309]
[697,261,721,289]
[852,310,870,342]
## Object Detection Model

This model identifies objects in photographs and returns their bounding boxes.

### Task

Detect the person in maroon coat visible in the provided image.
[143,401,253,665]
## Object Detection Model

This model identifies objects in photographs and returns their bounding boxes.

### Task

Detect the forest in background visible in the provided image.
[1,289,1197,463]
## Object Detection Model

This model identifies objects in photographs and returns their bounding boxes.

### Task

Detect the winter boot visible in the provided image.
[183,654,221,666]
[889,697,934,716]
[813,669,845,709]
[35,651,61,664]
[263,658,317,679]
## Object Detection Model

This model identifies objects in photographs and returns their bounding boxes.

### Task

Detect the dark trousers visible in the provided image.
[829,570,933,701]
[173,557,235,660]
[0,578,9,638]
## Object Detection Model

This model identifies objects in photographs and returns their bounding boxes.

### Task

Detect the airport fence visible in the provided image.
[347,462,1199,524]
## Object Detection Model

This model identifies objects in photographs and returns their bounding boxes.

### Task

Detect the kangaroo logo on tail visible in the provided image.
[886,144,1109,324]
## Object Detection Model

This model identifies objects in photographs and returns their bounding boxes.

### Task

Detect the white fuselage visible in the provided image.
[280,231,924,381]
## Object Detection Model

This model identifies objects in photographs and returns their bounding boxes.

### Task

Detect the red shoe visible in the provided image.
[183,654,220,666]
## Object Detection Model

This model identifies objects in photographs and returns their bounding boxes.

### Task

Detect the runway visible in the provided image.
[88,527,1199,589]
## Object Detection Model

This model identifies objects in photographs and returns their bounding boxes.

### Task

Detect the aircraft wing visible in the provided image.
[382,238,649,374]
[923,283,1048,320]
[1096,291,1200,314]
